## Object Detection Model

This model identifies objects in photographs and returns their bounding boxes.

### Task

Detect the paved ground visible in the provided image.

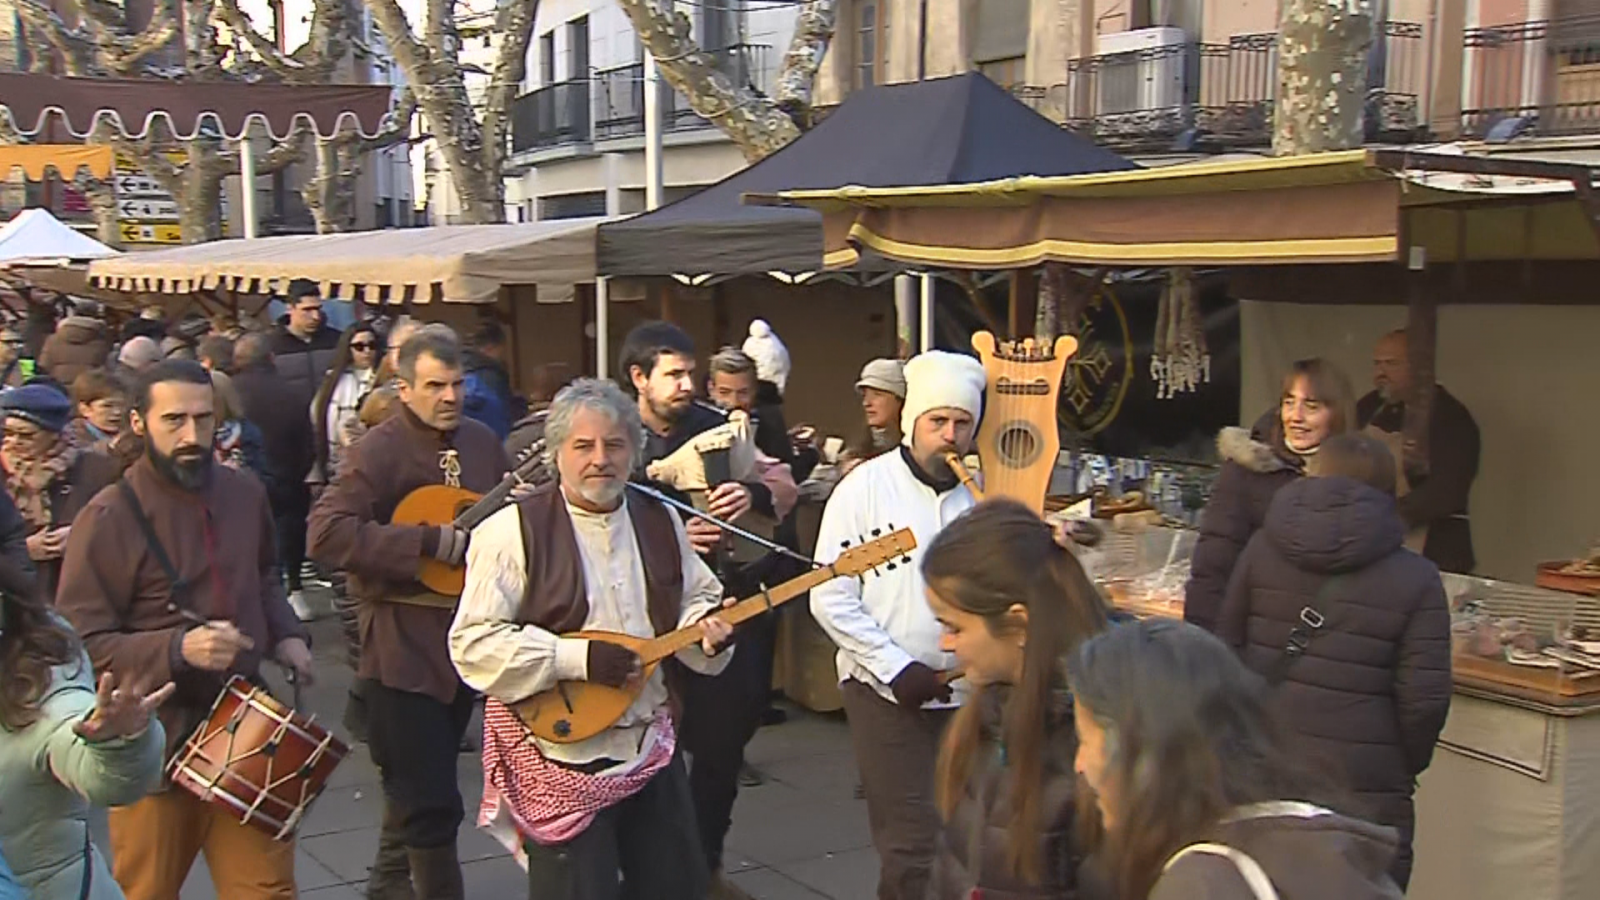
[155,595,877,899]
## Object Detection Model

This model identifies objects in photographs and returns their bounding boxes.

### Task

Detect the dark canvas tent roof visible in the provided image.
[596,73,1137,276]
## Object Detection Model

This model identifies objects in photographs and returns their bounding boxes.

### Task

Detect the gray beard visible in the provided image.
[576,480,625,509]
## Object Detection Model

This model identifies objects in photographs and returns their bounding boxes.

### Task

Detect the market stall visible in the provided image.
[765,148,1600,899]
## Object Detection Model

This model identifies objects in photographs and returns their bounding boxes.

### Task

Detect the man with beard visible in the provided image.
[1356,329,1480,573]
[449,378,734,900]
[810,350,985,900]
[55,359,313,900]
[308,325,508,900]
[619,323,797,900]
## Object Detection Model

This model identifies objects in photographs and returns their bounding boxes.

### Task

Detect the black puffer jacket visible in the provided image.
[1217,476,1452,889]
[270,323,341,410]
[929,686,1087,900]
[1185,425,1304,633]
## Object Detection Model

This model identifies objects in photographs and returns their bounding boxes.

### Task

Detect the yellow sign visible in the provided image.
[118,221,183,244]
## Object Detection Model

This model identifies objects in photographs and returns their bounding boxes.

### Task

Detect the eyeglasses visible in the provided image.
[350,342,376,351]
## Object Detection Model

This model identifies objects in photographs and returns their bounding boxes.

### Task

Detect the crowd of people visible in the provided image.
[0,283,1470,900]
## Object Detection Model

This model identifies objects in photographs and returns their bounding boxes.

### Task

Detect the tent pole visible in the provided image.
[894,273,915,358]
[643,52,663,211]
[595,276,610,380]
[918,274,934,352]
[239,135,258,240]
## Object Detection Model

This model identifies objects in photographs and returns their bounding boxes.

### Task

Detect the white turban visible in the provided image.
[741,319,791,395]
[900,350,986,445]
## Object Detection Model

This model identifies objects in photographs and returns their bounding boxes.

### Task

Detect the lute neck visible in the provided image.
[639,562,838,663]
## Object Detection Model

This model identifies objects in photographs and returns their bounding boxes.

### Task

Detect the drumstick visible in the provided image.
[938,669,964,685]
[174,608,256,651]
[176,607,299,705]
[943,452,984,501]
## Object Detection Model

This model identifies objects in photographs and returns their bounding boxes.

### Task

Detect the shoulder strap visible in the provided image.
[116,479,190,600]
[1165,843,1279,900]
[1262,573,1347,686]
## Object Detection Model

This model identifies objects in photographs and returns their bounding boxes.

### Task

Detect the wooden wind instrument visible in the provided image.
[943,451,984,501]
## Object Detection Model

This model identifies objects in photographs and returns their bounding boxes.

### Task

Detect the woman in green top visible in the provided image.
[0,550,173,900]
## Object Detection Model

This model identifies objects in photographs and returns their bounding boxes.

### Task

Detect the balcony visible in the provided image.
[1462,16,1600,139]
[593,43,773,141]
[512,79,592,153]
[1015,22,1425,153]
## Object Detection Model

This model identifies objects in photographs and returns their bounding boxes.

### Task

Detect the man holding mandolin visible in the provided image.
[448,378,736,900]
[308,325,510,900]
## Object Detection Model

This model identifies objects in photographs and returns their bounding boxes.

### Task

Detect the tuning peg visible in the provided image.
[885,562,897,571]
[871,528,882,537]
[901,555,912,564]
[841,540,851,549]
[885,522,895,530]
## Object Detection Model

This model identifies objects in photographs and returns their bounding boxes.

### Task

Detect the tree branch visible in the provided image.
[773,0,836,124]
[480,0,539,168]
[16,0,98,75]
[215,0,308,80]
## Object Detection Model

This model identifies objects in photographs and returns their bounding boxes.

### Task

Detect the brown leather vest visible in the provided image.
[513,483,684,636]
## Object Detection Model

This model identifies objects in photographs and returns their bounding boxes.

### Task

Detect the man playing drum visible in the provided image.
[56,359,314,900]
[309,325,509,900]
[448,378,735,900]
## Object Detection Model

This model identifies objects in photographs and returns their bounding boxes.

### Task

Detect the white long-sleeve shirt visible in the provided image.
[450,498,729,767]
[810,449,975,708]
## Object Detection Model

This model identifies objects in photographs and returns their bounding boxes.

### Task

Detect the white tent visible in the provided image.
[0,209,117,265]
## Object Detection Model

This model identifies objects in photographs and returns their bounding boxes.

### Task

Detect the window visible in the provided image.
[539,32,555,86]
[567,16,590,81]
[855,1,889,89]
[978,56,1025,91]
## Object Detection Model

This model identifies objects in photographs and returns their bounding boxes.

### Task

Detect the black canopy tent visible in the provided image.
[596,73,1138,277]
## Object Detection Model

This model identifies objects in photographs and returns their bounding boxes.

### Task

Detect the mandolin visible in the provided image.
[391,439,549,596]
[513,526,917,744]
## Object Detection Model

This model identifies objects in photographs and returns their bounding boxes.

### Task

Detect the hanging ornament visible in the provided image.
[1150,267,1211,400]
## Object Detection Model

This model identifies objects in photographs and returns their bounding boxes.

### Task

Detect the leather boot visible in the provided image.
[365,811,414,900]
[406,844,464,900]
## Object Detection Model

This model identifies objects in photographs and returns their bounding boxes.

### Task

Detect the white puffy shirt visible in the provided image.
[809,449,975,708]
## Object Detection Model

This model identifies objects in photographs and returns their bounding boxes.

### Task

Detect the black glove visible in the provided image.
[432,526,469,566]
[586,641,641,688]
[889,662,952,709]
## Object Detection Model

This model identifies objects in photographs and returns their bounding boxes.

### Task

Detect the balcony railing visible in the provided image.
[512,79,592,152]
[1014,22,1425,153]
[1462,16,1600,138]
[594,43,773,141]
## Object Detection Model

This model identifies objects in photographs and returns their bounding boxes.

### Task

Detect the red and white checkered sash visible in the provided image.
[478,697,675,846]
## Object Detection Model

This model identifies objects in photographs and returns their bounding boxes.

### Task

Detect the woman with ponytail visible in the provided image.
[922,500,1110,900]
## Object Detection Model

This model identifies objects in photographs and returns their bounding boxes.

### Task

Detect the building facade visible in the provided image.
[502,0,797,220]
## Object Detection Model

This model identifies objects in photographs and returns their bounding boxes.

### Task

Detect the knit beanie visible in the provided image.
[0,383,72,433]
[119,335,164,370]
[900,351,986,445]
[741,319,791,395]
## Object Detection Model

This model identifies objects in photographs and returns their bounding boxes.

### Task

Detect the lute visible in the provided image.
[391,439,549,596]
[513,526,918,744]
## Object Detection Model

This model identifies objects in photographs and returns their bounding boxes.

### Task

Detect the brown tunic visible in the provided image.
[54,456,308,762]
[308,405,509,703]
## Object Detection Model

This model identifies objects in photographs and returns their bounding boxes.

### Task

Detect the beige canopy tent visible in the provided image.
[757,148,1600,271]
[87,218,612,304]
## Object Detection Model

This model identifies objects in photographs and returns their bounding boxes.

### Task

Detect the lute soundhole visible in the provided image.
[996,421,1042,468]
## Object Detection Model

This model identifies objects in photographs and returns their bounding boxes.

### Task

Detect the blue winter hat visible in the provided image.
[0,383,73,433]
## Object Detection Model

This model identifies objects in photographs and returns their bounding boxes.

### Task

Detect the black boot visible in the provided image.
[344,684,370,744]
[365,810,413,899]
[406,844,464,900]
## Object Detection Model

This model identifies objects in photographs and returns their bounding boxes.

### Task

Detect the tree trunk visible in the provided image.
[305,140,359,232]
[176,151,226,243]
[1272,0,1375,155]
[773,0,837,126]
[614,0,803,162]
[78,178,123,247]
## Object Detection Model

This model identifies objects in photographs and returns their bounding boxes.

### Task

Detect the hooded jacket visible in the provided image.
[1150,803,1403,900]
[461,347,515,440]
[269,321,341,412]
[1185,425,1303,633]
[37,317,110,388]
[1217,477,1452,888]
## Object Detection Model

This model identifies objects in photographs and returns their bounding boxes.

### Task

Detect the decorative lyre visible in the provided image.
[944,332,1078,515]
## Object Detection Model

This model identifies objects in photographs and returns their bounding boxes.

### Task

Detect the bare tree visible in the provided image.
[1272,0,1375,155]
[363,0,540,224]
[615,0,837,161]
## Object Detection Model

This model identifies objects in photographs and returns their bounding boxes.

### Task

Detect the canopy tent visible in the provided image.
[596,72,1137,277]
[0,145,113,181]
[0,209,117,264]
[759,148,1600,272]
[86,218,612,304]
[0,73,393,141]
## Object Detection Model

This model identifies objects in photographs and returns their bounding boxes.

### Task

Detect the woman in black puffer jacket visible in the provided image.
[1185,358,1355,633]
[1217,433,1453,891]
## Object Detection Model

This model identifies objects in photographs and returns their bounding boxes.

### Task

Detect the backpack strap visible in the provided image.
[1261,573,1348,686]
[1165,843,1279,900]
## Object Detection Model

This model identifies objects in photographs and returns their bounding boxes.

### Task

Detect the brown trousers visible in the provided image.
[841,679,955,900]
[108,788,296,900]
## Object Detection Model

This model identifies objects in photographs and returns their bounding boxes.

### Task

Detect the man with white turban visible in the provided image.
[809,349,986,900]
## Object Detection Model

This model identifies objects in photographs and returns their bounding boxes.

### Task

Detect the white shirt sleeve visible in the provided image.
[669,511,733,676]
[450,504,590,704]
[809,476,917,686]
